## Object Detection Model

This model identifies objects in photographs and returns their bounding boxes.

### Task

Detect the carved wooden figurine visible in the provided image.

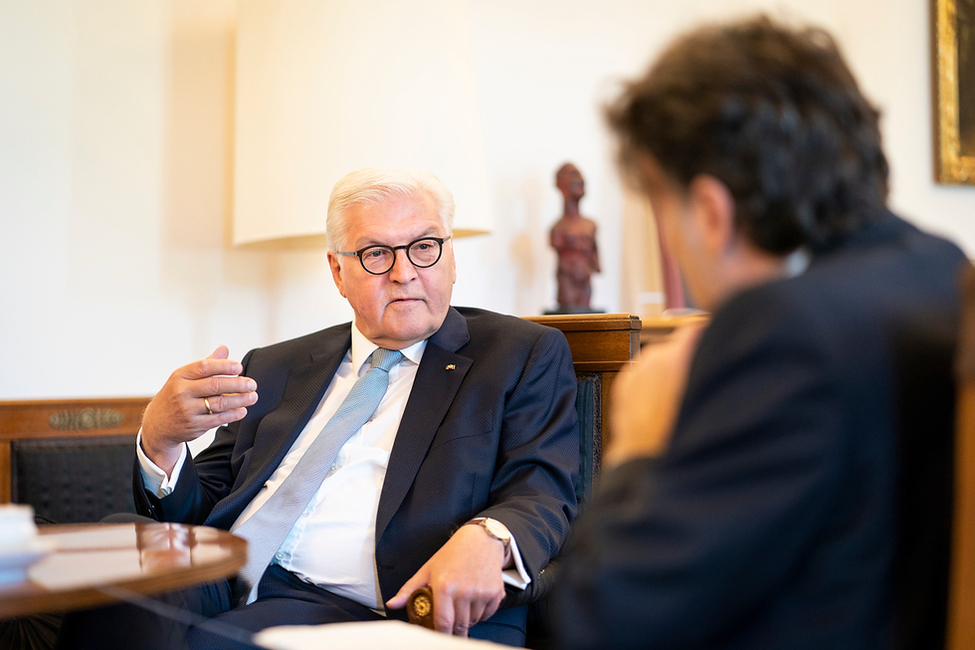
[550,163,600,312]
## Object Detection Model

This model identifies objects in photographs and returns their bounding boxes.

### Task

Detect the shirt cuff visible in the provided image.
[484,519,531,590]
[136,429,188,498]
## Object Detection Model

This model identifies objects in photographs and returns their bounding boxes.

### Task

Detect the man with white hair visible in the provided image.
[57,168,579,649]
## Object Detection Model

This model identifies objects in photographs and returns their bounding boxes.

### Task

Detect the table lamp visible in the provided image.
[233,0,493,249]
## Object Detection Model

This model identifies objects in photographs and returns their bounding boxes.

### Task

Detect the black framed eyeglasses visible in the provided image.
[334,236,451,275]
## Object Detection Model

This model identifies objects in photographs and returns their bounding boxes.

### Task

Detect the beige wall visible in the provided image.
[2,0,974,399]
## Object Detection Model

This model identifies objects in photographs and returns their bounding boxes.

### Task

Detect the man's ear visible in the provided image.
[687,175,736,256]
[327,251,348,299]
[448,241,457,285]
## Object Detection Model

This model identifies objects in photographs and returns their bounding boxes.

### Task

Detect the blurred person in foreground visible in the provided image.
[552,16,968,650]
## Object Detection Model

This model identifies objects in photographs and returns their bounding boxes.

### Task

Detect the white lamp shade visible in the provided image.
[233,0,493,248]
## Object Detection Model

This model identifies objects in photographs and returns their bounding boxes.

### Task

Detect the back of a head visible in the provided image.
[607,16,890,254]
[326,168,456,251]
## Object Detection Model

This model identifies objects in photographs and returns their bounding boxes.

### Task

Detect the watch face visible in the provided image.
[484,519,510,543]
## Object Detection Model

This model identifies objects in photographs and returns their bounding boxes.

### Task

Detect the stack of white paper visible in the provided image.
[255,620,508,650]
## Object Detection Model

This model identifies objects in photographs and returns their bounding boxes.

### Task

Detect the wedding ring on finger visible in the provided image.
[204,397,214,415]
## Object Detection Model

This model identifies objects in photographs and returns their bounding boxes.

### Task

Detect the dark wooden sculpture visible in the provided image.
[549,163,600,313]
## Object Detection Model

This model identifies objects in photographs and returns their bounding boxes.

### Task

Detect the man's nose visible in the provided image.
[387,248,417,283]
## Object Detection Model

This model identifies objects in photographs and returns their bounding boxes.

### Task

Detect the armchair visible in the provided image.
[0,398,149,523]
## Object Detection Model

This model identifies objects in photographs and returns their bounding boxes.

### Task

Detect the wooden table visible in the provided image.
[639,312,710,347]
[0,523,246,618]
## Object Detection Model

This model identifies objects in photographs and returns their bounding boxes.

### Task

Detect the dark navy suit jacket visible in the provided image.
[135,307,580,643]
[553,212,967,649]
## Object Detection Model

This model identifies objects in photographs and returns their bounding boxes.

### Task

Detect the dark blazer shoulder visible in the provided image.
[242,322,352,388]
[709,211,967,344]
[452,306,547,329]
[243,322,352,369]
[450,306,569,349]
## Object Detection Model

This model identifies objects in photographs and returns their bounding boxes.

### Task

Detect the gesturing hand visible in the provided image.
[141,346,258,475]
[604,322,707,466]
[386,524,507,637]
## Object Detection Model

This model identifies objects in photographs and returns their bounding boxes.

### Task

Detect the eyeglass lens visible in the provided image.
[361,239,442,274]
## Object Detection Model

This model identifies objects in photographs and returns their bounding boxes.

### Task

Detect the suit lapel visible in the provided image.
[210,330,351,523]
[375,308,471,540]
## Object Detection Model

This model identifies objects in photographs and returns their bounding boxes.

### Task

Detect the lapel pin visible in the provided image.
[445,364,456,371]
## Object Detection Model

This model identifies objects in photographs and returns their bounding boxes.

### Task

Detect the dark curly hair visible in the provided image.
[607,16,889,254]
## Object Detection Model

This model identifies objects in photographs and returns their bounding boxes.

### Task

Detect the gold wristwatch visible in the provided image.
[467,517,512,557]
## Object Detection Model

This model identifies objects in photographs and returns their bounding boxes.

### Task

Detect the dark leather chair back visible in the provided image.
[524,313,641,503]
[0,398,149,523]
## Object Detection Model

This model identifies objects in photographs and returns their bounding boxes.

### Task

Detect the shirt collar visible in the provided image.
[350,323,427,376]
[783,247,810,278]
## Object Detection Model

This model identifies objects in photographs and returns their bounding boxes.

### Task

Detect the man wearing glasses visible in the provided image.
[59,168,579,649]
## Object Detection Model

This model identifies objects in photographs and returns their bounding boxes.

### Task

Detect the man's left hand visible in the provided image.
[386,524,507,637]
[604,322,707,466]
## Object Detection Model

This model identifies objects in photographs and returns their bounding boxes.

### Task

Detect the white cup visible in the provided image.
[0,504,38,553]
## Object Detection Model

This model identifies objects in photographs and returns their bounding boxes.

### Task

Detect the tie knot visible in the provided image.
[369,348,403,372]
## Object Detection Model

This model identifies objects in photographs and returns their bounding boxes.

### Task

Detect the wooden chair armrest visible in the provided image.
[405,560,560,628]
[407,586,435,629]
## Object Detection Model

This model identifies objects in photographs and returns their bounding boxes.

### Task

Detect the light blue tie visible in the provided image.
[233,347,404,603]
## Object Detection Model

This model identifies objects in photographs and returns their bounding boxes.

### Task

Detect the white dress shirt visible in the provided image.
[139,324,530,610]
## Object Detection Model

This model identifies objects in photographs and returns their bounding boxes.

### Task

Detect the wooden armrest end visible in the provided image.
[407,586,435,629]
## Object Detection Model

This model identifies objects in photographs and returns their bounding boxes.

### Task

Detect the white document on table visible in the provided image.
[254,620,508,650]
